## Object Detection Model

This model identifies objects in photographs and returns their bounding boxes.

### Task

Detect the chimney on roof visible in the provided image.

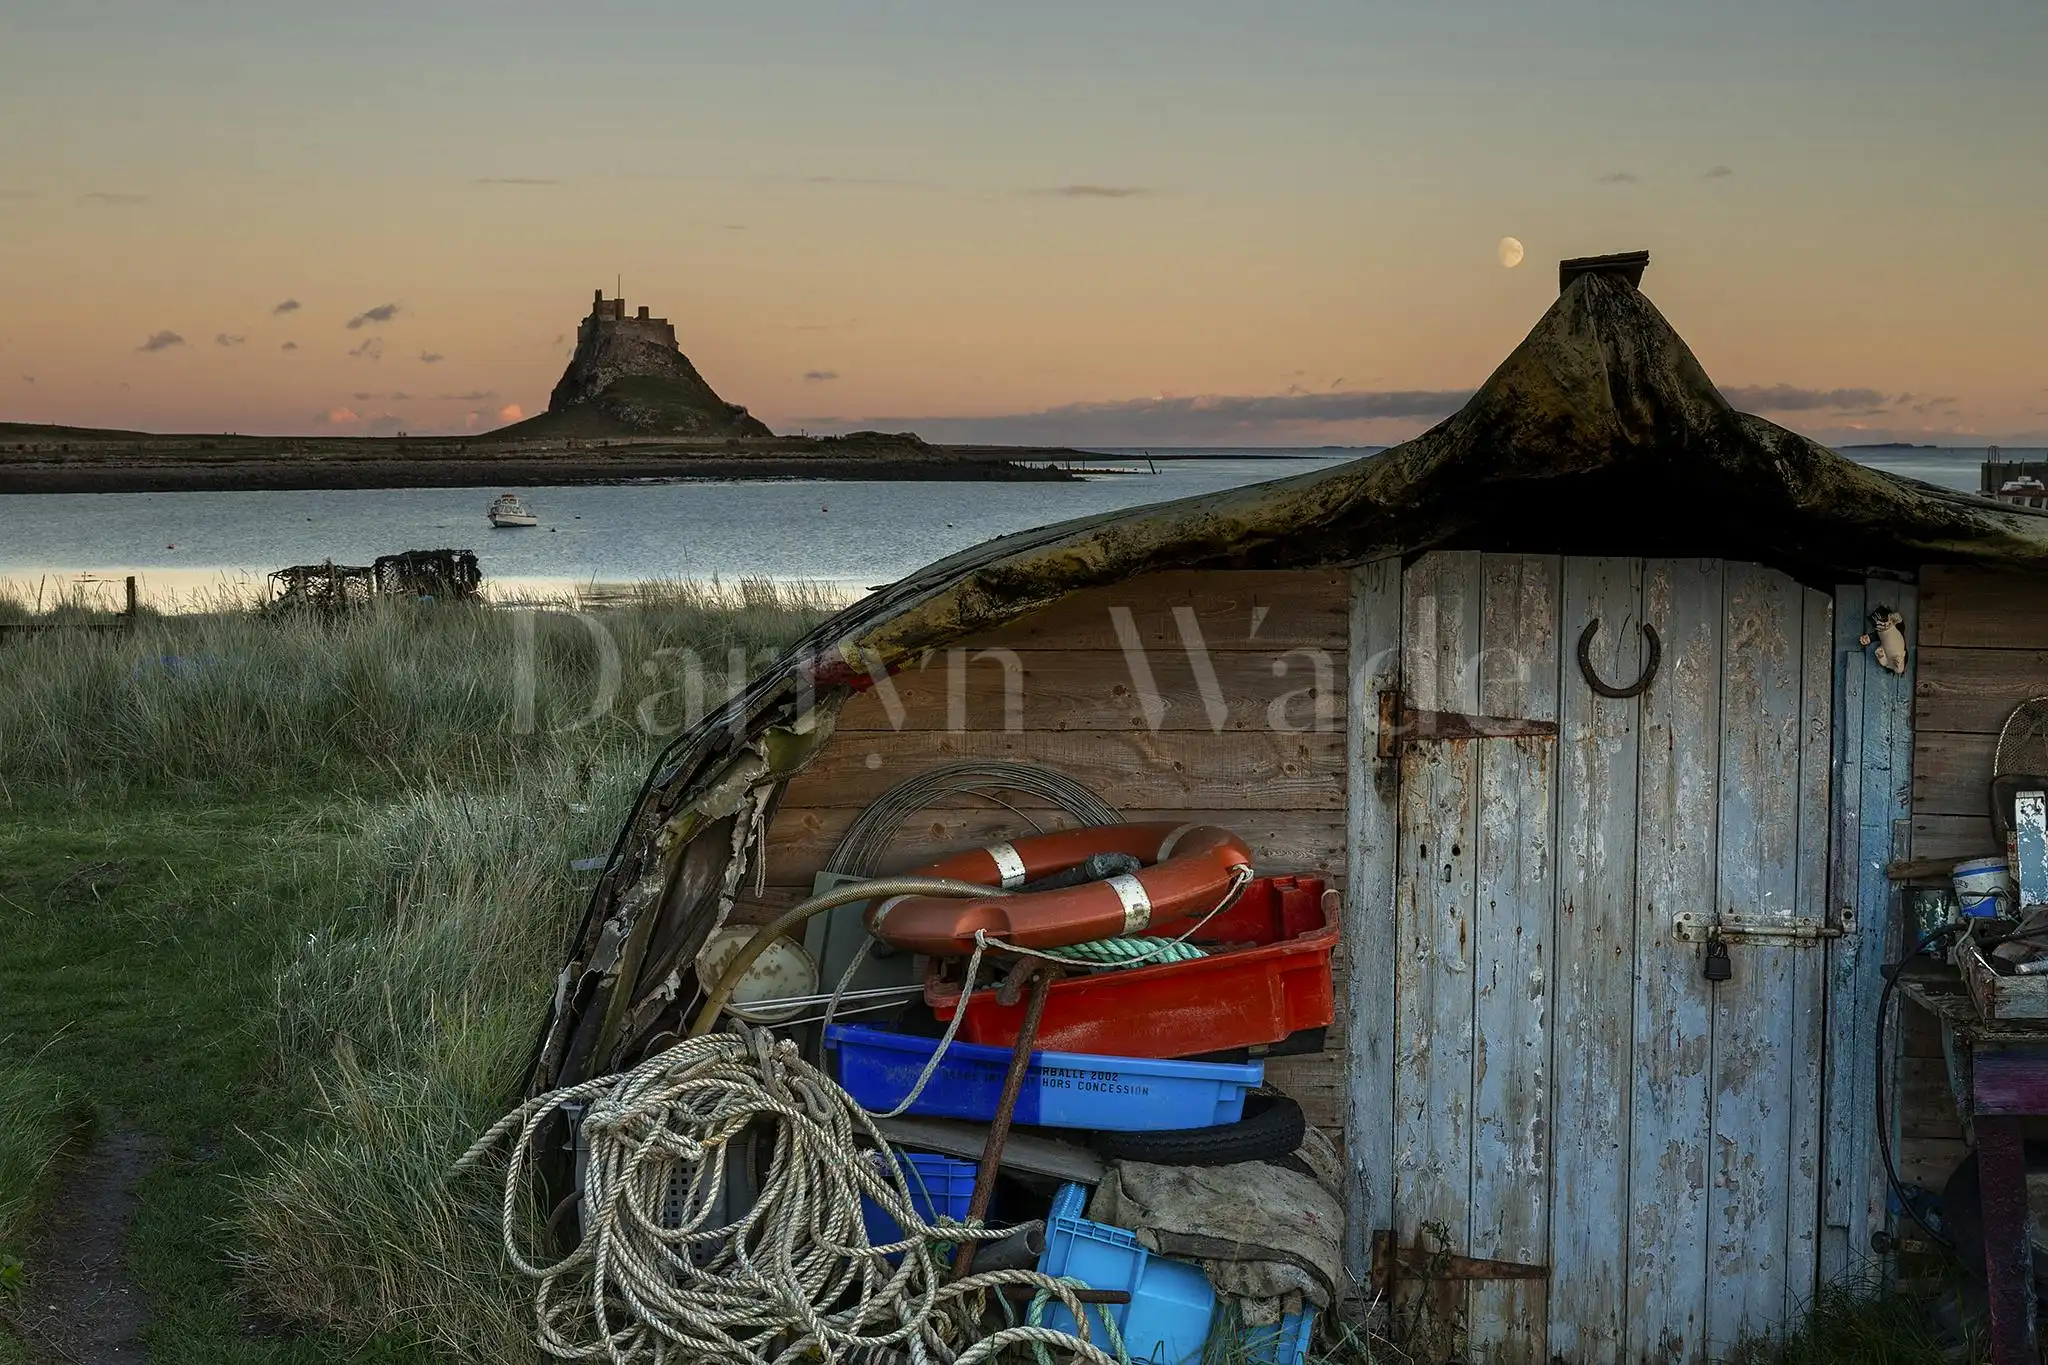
[1559,250,1649,294]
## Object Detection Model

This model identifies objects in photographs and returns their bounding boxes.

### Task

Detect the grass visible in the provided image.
[0,576,835,796]
[0,1059,90,1267]
[0,585,830,1361]
[1717,1274,1973,1365]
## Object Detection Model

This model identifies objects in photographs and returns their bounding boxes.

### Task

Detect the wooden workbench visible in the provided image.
[1898,961,2048,1364]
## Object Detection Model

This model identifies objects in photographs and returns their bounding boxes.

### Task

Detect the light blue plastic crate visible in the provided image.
[1036,1183,1216,1365]
[1241,1306,1316,1365]
[858,1152,977,1260]
[825,1025,1262,1131]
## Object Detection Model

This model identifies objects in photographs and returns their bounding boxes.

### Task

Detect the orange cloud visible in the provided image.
[497,403,523,422]
[322,406,361,425]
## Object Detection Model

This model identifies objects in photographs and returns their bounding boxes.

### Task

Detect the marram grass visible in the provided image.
[0,578,835,796]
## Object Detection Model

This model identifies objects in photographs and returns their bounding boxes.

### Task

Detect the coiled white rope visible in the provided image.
[457,1025,1122,1365]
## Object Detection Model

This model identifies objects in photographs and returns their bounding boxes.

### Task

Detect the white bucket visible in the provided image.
[1954,856,2014,919]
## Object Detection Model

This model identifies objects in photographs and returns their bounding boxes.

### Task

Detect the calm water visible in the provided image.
[0,445,2029,608]
[0,453,1350,606]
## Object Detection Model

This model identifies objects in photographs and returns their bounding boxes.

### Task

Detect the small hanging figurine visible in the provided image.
[1859,605,1908,675]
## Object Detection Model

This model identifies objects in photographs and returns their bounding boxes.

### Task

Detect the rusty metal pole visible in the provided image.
[950,966,1053,1282]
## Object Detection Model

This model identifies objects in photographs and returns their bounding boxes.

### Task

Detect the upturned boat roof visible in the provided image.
[533,255,2048,1091]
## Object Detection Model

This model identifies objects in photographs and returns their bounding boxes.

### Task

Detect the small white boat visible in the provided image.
[1995,476,2048,511]
[488,493,539,527]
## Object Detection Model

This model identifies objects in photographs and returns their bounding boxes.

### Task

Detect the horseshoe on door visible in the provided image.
[1576,619,1661,699]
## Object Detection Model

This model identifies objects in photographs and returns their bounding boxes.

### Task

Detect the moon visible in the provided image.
[1498,236,1526,268]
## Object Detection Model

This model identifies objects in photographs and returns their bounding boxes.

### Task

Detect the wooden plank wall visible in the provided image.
[1897,566,2048,1214]
[1912,565,2048,861]
[760,569,1355,1133]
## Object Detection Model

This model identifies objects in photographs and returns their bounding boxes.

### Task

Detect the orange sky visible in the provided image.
[2,1,2043,446]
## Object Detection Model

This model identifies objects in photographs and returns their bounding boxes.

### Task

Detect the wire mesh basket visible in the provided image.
[1992,696,2048,838]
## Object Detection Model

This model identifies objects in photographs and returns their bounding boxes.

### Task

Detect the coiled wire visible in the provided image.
[823,763,1122,877]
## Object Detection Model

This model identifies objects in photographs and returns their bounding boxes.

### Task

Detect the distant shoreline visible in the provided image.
[0,426,1105,493]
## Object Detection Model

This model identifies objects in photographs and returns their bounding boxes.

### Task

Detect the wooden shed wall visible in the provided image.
[1911,565,2048,861]
[759,569,1356,1133]
[1900,566,2048,1199]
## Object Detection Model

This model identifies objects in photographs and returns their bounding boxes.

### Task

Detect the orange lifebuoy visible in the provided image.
[865,821,1254,957]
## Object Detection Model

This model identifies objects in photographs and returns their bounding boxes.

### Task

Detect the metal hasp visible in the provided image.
[1671,909,1854,944]
[1369,1228,1548,1294]
[1375,689,1558,761]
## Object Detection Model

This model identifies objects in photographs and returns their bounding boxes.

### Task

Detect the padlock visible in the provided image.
[1702,935,1733,983]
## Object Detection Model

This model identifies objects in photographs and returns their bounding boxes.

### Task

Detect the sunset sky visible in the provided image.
[2,0,2044,447]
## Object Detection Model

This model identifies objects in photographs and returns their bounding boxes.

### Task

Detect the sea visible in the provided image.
[0,445,2034,611]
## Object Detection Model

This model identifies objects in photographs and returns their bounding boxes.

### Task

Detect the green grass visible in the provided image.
[0,1059,90,1265]
[0,587,829,1361]
[0,577,835,795]
[1717,1274,1972,1365]
[0,798,433,1362]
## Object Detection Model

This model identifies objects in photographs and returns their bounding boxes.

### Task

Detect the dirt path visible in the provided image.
[12,1126,154,1364]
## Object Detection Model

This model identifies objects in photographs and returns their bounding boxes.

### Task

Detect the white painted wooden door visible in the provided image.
[1380,553,1834,1365]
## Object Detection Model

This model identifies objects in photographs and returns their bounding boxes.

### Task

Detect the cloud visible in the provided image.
[1719,383,1890,412]
[346,303,400,330]
[804,175,920,187]
[474,176,559,185]
[724,223,749,231]
[0,191,33,201]
[440,389,495,402]
[20,375,32,385]
[419,351,444,363]
[1596,171,1639,184]
[281,341,299,351]
[497,404,524,423]
[1704,165,1736,179]
[364,413,406,435]
[136,330,185,353]
[804,369,840,383]
[347,337,384,361]
[1026,184,1155,199]
[802,387,1472,444]
[317,407,361,426]
[214,333,246,347]
[84,191,150,205]
[272,298,301,315]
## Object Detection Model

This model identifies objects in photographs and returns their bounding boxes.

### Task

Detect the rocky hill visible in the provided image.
[508,290,772,439]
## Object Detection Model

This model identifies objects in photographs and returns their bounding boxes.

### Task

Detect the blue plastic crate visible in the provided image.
[1242,1307,1316,1365]
[1036,1183,1216,1365]
[825,1025,1262,1131]
[858,1152,977,1260]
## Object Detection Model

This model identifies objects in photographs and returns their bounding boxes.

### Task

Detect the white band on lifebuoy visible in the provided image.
[1106,873,1152,934]
[1156,823,1201,860]
[988,842,1028,889]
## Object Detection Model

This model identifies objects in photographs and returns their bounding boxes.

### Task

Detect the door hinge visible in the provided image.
[1377,689,1558,760]
[1370,1229,1549,1294]
[1672,909,1855,944]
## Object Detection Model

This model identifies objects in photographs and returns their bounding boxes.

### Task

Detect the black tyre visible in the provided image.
[1089,1090,1306,1166]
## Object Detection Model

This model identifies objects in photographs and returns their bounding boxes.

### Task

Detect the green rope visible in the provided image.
[1035,935,1206,967]
[1028,1275,1132,1365]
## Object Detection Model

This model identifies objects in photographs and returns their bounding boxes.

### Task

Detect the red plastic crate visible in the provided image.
[923,874,1337,1059]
